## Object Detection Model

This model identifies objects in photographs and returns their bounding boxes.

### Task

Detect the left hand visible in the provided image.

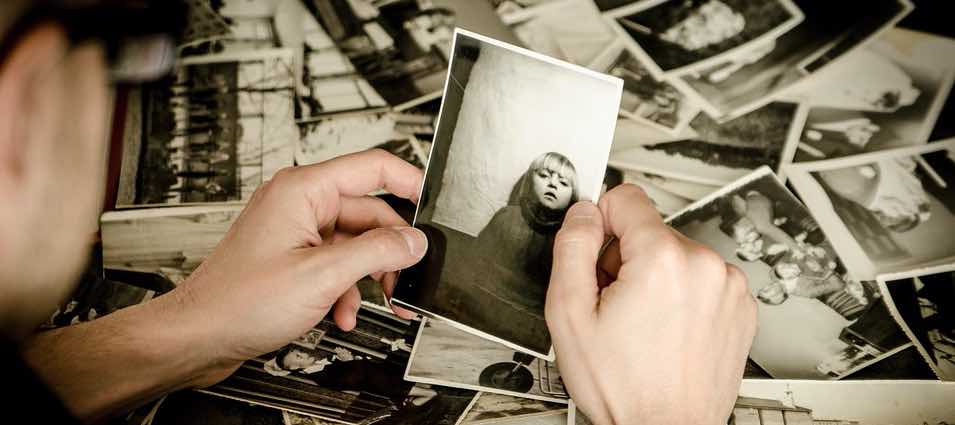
[151,149,428,385]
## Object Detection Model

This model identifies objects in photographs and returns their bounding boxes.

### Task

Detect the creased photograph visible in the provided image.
[787,140,955,281]
[391,29,621,358]
[879,265,955,381]
[668,167,911,379]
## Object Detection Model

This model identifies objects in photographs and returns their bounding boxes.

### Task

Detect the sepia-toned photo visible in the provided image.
[668,168,911,378]
[508,0,618,67]
[205,307,476,424]
[879,265,955,380]
[675,0,913,119]
[489,0,564,25]
[590,40,700,134]
[406,319,568,403]
[118,49,298,207]
[458,392,566,425]
[391,30,621,358]
[101,206,243,285]
[609,102,806,185]
[607,0,804,76]
[791,30,955,162]
[787,140,955,281]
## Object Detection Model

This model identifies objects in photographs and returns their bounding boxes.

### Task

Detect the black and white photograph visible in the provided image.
[391,29,621,358]
[508,0,618,67]
[617,169,720,216]
[668,167,912,378]
[307,0,519,110]
[787,139,955,281]
[791,30,955,162]
[609,101,807,185]
[879,265,955,380]
[458,392,566,425]
[590,40,700,134]
[118,48,298,207]
[606,0,804,76]
[489,0,563,25]
[675,0,914,120]
[406,319,568,404]
[101,206,242,285]
[205,307,477,424]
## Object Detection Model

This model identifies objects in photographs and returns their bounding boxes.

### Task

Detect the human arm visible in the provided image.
[20,149,427,423]
[545,185,757,425]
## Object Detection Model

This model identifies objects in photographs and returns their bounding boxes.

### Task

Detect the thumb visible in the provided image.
[546,202,604,326]
[306,226,428,304]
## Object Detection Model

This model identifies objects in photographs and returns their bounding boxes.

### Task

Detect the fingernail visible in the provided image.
[568,201,599,217]
[397,227,428,258]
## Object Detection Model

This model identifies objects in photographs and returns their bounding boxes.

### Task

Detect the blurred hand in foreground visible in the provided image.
[546,184,757,425]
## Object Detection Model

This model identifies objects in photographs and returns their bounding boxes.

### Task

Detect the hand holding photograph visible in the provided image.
[391,29,622,359]
[667,167,911,379]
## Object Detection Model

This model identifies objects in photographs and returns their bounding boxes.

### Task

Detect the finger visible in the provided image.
[336,195,409,235]
[596,237,621,281]
[546,201,605,326]
[597,184,668,263]
[332,285,362,331]
[298,149,424,203]
[304,226,428,306]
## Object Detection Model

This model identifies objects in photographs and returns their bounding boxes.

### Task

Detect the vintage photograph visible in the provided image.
[391,29,621,358]
[205,308,476,424]
[406,319,568,403]
[609,102,806,185]
[489,0,563,25]
[590,40,700,134]
[879,265,955,381]
[118,48,298,207]
[458,392,566,425]
[675,0,913,119]
[508,0,618,67]
[791,30,955,162]
[307,0,518,110]
[606,0,804,76]
[101,206,242,285]
[618,169,720,216]
[787,140,955,281]
[667,167,912,379]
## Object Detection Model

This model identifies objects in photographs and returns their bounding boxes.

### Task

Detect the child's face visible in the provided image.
[532,166,574,211]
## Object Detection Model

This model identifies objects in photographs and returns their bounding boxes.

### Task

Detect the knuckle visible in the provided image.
[650,231,687,268]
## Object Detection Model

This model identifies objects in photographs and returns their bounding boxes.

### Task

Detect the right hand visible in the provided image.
[545,185,757,425]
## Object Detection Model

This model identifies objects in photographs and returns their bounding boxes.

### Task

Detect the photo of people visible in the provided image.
[787,140,955,281]
[590,41,700,134]
[406,319,568,404]
[391,30,621,358]
[667,168,910,378]
[608,102,806,185]
[879,266,955,381]
[122,49,298,207]
[206,308,476,424]
[791,30,955,162]
[675,0,913,120]
[607,0,804,76]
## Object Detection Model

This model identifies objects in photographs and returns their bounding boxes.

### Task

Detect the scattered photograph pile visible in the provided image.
[58,0,955,424]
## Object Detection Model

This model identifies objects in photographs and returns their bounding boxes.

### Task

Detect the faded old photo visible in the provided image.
[879,265,955,380]
[406,319,568,403]
[668,168,911,378]
[590,40,700,134]
[508,0,618,67]
[458,392,566,425]
[675,0,913,119]
[609,102,806,185]
[787,140,955,280]
[791,29,955,162]
[606,0,804,76]
[391,30,621,358]
[120,49,298,207]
